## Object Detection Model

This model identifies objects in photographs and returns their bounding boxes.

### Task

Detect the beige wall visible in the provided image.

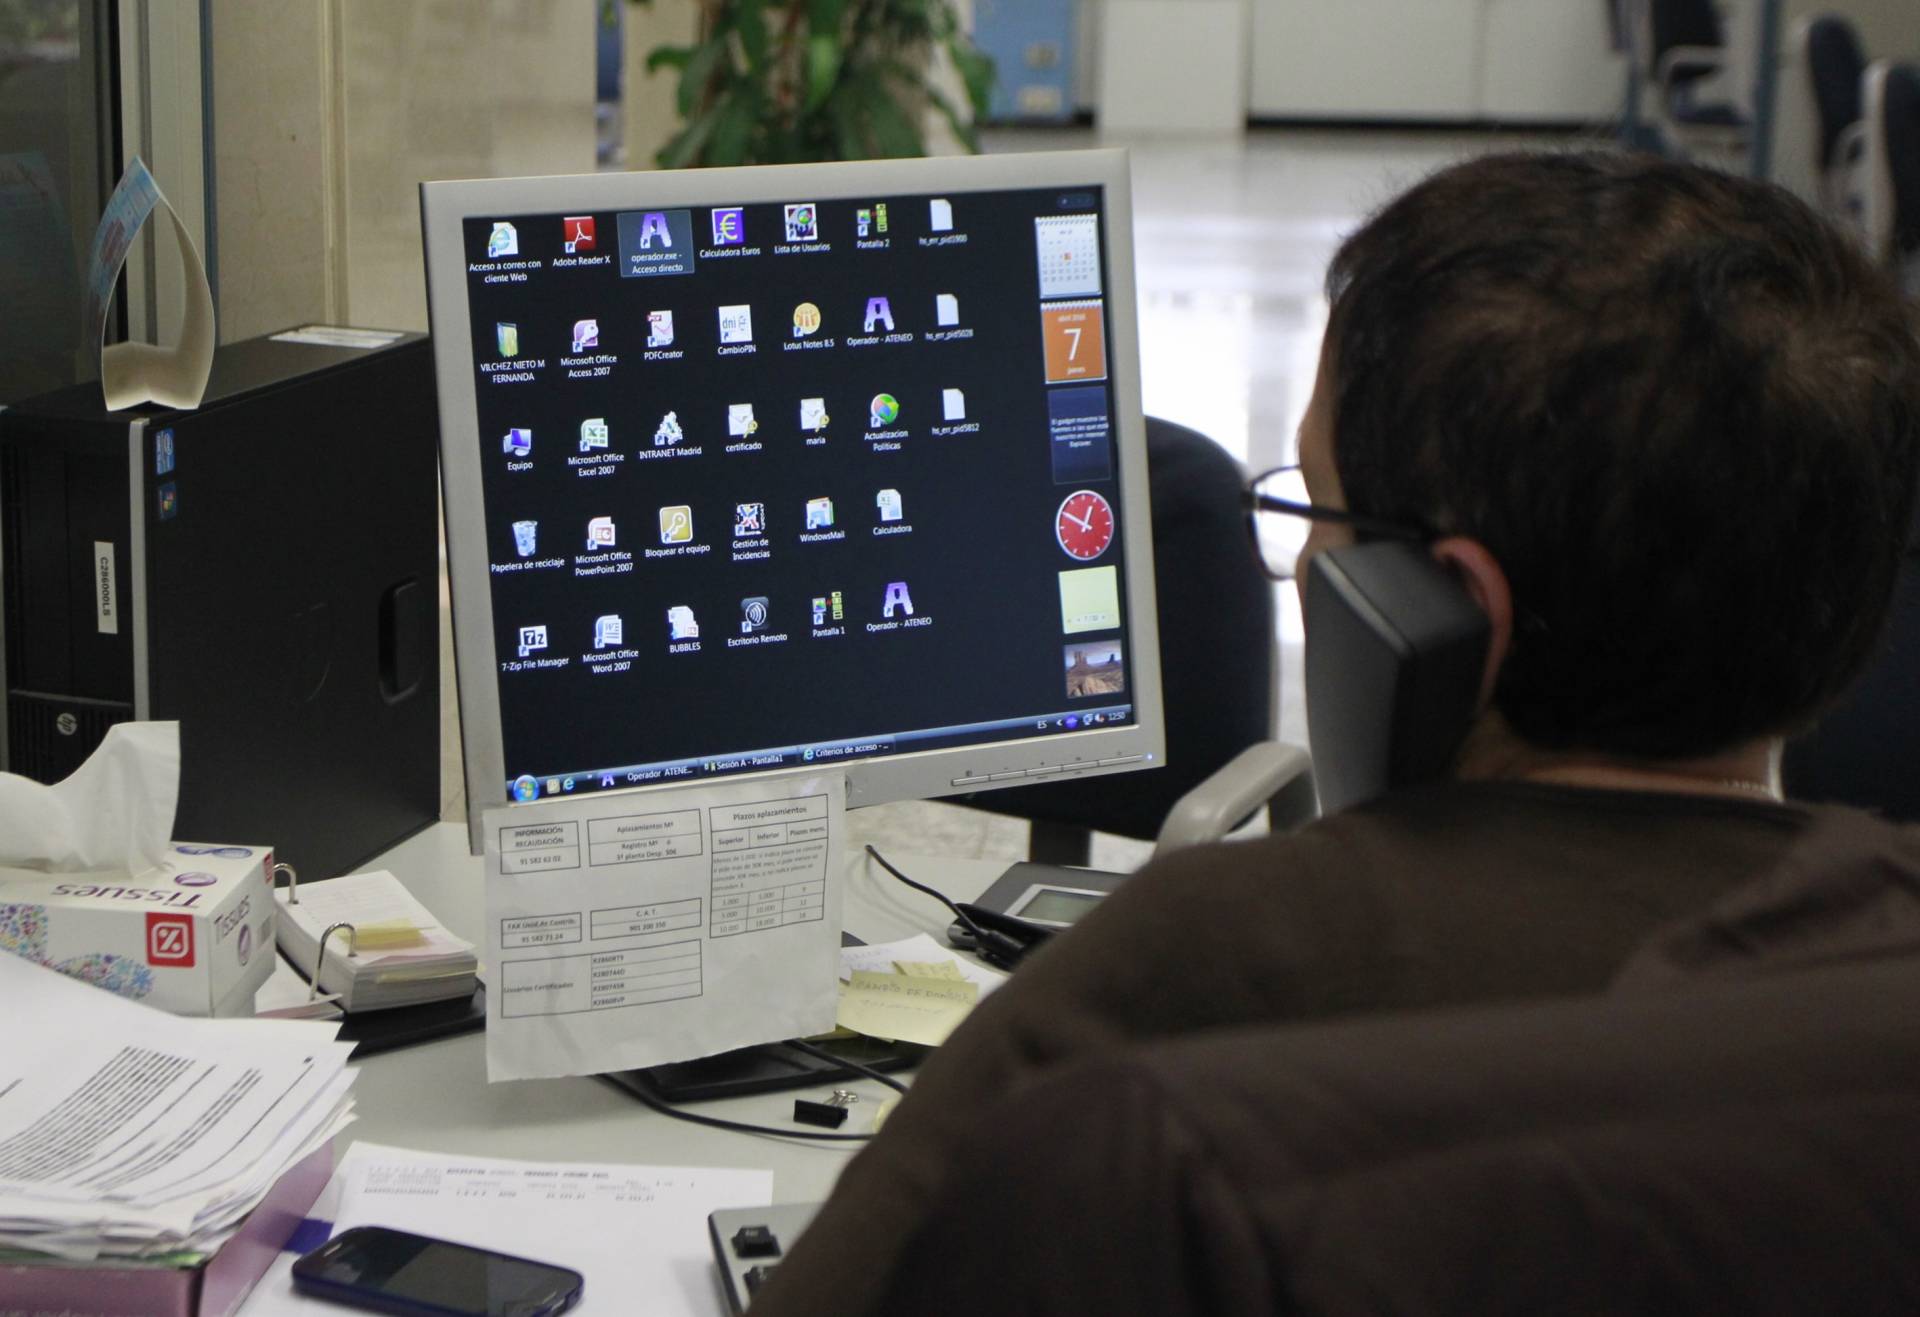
[211,0,596,341]
[1784,0,1919,60]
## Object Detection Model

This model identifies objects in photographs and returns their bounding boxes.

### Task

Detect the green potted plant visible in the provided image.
[628,0,995,167]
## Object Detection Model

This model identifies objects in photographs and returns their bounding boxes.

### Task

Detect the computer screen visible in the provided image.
[422,151,1163,850]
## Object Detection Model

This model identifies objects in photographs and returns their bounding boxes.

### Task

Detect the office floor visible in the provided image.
[439,125,1572,872]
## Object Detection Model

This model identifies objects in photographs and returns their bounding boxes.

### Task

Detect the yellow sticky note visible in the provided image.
[891,959,966,981]
[836,972,980,1048]
[351,920,428,952]
[1058,565,1120,634]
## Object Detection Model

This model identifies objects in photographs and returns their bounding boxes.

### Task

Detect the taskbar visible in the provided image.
[505,705,1136,803]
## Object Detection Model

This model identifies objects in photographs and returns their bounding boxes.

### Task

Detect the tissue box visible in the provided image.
[0,842,275,1016]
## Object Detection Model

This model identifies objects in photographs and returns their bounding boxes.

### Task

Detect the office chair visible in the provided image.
[955,417,1309,866]
[1775,15,1868,216]
[1852,59,1920,292]
[1626,0,1750,163]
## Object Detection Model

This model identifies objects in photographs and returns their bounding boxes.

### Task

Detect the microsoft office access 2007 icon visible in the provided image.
[146,913,196,967]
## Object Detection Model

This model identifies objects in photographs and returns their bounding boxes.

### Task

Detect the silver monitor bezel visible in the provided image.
[422,149,1164,852]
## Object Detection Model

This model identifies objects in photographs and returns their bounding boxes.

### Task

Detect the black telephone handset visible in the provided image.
[1303,540,1492,815]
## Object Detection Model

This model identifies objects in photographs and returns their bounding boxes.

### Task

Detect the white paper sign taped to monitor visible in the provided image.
[482,772,846,1082]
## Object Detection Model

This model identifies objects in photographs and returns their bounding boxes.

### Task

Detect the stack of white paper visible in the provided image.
[0,950,356,1262]
[275,870,477,1012]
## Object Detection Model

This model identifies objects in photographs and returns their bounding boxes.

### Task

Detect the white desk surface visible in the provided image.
[337,822,1008,1203]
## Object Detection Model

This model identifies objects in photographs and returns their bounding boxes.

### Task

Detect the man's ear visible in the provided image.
[1428,537,1513,709]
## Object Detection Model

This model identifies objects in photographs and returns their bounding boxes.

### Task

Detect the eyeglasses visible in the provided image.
[1242,464,1430,581]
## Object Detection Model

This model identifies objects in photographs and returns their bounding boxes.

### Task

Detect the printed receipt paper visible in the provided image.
[482,773,845,1081]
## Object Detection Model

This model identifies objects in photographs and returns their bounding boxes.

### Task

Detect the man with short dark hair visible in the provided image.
[750,152,1920,1316]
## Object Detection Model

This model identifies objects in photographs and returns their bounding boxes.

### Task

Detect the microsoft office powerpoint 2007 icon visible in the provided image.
[146,912,196,967]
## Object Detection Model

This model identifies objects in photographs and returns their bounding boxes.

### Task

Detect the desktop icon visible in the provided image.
[667,605,700,641]
[809,591,847,625]
[659,505,693,544]
[562,215,596,253]
[930,198,954,232]
[545,779,560,795]
[594,614,624,648]
[586,515,616,551]
[718,304,754,344]
[728,403,759,438]
[635,211,675,249]
[711,207,745,246]
[805,497,835,530]
[741,597,770,634]
[869,393,900,427]
[511,775,540,802]
[502,427,533,457]
[496,323,519,357]
[571,318,599,352]
[487,221,518,258]
[863,296,895,334]
[882,581,915,618]
[800,397,830,432]
[936,293,960,327]
[792,302,822,337]
[654,411,684,447]
[518,624,548,657]
[512,520,538,557]
[647,309,675,347]
[580,417,609,451]
[784,203,818,242]
[942,387,966,421]
[734,502,766,536]
[876,488,903,522]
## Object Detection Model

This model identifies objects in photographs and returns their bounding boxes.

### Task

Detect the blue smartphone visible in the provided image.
[291,1225,584,1317]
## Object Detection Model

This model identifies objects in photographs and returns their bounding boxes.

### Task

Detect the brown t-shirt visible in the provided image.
[750,780,1816,1317]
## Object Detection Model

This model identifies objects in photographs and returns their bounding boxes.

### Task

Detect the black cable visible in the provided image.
[787,1037,910,1095]
[864,844,1040,971]
[615,1078,875,1142]
[863,844,989,941]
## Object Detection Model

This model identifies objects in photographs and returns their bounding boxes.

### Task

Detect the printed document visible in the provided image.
[0,950,354,1260]
[483,772,846,1081]
[238,1142,773,1317]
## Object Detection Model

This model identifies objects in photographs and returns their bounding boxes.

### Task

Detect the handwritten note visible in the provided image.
[893,958,966,981]
[836,970,979,1047]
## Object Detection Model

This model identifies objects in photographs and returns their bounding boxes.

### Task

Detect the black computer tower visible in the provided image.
[0,331,440,879]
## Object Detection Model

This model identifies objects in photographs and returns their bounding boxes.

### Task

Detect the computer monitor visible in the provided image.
[422,150,1163,852]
